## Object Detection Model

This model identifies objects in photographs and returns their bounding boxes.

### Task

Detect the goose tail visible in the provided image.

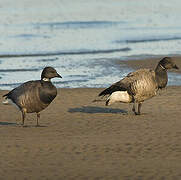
[99,86,121,97]
[98,87,111,97]
[2,92,11,105]
[2,98,10,105]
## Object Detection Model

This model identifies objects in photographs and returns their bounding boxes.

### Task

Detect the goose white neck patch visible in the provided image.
[42,78,50,82]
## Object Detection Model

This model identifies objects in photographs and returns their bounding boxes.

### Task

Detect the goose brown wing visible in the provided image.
[3,81,40,100]
[99,69,156,97]
[98,71,136,97]
[3,81,42,109]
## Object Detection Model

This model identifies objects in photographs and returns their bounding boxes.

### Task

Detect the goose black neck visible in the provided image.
[155,64,168,89]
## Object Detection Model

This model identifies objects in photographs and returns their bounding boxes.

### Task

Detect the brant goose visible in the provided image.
[3,67,62,126]
[98,57,179,115]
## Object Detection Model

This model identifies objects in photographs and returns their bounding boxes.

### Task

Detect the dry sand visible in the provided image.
[1,84,181,179]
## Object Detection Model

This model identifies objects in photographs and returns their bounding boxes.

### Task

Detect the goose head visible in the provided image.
[158,57,179,70]
[41,67,62,81]
[156,57,179,89]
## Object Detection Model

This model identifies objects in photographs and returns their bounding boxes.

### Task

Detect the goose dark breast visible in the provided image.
[39,81,57,104]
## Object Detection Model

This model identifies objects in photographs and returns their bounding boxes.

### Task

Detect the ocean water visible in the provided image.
[1,0,181,90]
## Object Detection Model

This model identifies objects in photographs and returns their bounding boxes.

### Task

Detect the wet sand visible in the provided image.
[122,56,181,73]
[1,85,181,179]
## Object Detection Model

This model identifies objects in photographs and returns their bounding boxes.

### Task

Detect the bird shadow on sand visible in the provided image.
[68,106,127,114]
[0,122,17,126]
[21,125,48,128]
[0,121,47,127]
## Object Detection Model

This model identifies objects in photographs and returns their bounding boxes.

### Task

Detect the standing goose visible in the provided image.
[3,67,62,126]
[98,57,179,115]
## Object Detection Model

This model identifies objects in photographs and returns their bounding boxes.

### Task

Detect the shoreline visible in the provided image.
[0,55,181,91]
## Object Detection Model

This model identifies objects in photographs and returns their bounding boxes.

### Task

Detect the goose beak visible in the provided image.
[174,65,179,69]
[56,73,62,78]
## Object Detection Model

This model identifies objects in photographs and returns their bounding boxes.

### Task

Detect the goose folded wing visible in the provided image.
[99,69,156,97]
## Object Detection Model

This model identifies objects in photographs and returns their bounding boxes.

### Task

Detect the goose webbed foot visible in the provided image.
[134,111,141,115]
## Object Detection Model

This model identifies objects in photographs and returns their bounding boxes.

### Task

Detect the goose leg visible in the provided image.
[21,109,26,126]
[132,103,137,115]
[132,102,142,115]
[36,113,40,127]
[137,103,142,115]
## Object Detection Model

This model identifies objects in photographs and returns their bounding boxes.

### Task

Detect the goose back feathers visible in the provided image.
[99,57,179,115]
[3,67,62,126]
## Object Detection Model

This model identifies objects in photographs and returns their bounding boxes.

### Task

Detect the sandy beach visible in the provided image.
[1,0,181,178]
[1,58,181,180]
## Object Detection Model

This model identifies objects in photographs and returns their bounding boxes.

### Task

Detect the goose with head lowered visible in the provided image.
[98,57,179,115]
[3,66,62,126]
